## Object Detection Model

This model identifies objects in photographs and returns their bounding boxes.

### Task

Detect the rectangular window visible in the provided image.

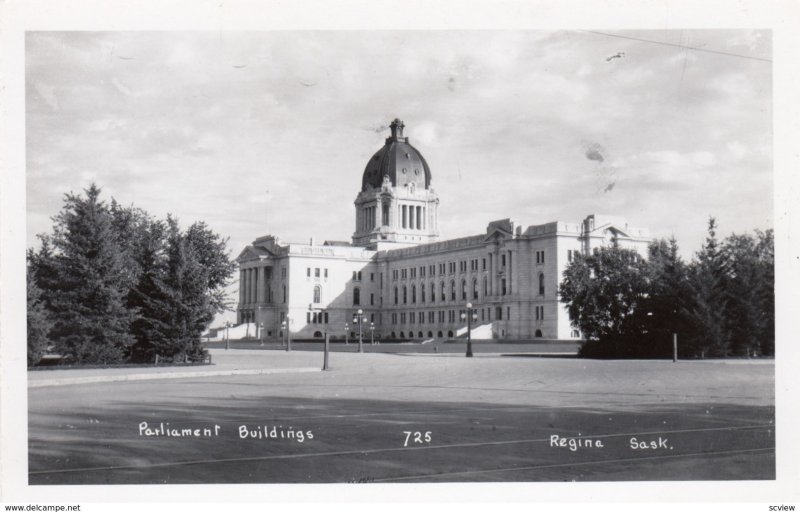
[306,312,311,323]
[282,267,287,279]
[353,271,357,281]
[501,278,507,296]
[482,258,486,270]
[370,293,374,306]
[307,267,311,277]
[324,268,328,278]
[501,254,506,267]
[497,307,503,320]
[315,268,320,278]
[370,272,375,281]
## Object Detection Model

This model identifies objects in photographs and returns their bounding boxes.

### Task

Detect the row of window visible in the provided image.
[314,285,375,306]
[390,274,545,305]
[392,257,491,281]
[389,306,519,325]
[307,267,329,279]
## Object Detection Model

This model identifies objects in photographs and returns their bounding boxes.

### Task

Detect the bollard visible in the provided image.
[673,333,678,363]
[323,332,330,371]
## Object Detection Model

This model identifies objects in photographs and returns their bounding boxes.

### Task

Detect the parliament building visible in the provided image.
[236,119,651,342]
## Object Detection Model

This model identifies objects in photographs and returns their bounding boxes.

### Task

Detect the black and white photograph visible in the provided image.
[2,0,799,508]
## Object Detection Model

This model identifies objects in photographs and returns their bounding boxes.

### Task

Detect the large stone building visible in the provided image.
[236,119,651,341]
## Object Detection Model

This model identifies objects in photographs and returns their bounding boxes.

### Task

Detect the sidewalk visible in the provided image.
[28,349,323,388]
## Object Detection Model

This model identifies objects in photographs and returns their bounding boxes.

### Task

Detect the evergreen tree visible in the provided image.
[642,237,691,357]
[157,217,211,360]
[46,184,136,364]
[27,268,52,366]
[724,230,774,356]
[756,229,775,356]
[126,217,170,362]
[685,217,731,357]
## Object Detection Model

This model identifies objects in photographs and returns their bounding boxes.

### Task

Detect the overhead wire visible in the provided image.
[581,30,772,63]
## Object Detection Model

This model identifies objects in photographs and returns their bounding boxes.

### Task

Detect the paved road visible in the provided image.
[28,352,774,484]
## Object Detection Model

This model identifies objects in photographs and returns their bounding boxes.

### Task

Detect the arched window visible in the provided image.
[394,286,398,304]
[440,281,446,301]
[461,279,467,300]
[437,331,443,338]
[473,278,479,299]
[450,280,456,301]
[535,329,543,338]
[430,282,435,303]
[313,331,323,338]
[313,285,321,304]
[353,287,361,305]
[483,277,488,296]
[421,285,426,303]
[408,331,414,338]
[427,331,433,338]
[403,286,408,304]
[538,273,545,296]
[412,284,416,303]
[448,330,454,338]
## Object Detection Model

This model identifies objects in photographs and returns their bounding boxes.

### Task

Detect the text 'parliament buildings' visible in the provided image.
[236,119,651,342]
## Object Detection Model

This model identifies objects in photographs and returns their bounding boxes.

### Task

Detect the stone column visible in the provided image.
[257,267,265,305]
[239,269,245,306]
[250,268,256,304]
[488,252,494,296]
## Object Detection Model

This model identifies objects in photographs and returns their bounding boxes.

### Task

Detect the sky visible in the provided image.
[26,30,772,261]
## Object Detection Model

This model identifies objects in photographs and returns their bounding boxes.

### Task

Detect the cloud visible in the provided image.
[25,30,772,261]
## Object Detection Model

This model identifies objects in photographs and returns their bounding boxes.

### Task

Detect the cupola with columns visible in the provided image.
[352,118,440,248]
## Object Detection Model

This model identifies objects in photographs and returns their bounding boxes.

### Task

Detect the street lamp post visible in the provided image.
[225,321,231,350]
[282,315,292,352]
[460,302,477,358]
[356,309,364,353]
[344,322,349,345]
[259,322,264,347]
[370,322,375,345]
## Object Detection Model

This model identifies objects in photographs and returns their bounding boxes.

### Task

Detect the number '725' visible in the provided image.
[403,431,432,447]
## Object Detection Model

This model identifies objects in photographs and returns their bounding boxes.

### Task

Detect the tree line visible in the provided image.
[559,218,774,359]
[27,184,235,366]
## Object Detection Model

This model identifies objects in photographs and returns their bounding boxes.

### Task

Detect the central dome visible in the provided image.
[361,119,432,192]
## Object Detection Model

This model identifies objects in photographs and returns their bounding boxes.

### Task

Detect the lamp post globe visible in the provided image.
[356,309,364,353]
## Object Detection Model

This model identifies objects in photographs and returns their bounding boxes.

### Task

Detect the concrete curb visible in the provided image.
[28,367,321,388]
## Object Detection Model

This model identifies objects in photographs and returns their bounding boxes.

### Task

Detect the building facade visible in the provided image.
[237,119,651,341]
